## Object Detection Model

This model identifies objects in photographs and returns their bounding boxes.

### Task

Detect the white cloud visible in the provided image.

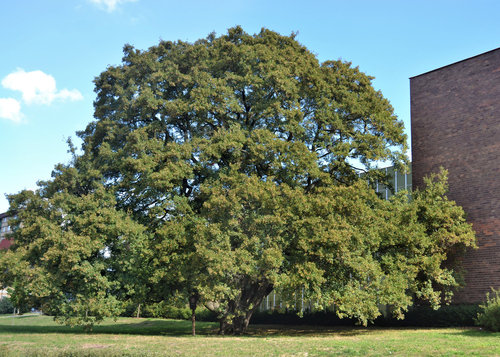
[0,98,22,122]
[1,69,83,106]
[89,0,137,12]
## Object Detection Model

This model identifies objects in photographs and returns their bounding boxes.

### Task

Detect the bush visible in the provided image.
[250,304,481,327]
[144,302,191,320]
[121,301,218,322]
[0,297,14,314]
[475,289,500,331]
[378,304,481,327]
[251,309,356,326]
[195,307,218,322]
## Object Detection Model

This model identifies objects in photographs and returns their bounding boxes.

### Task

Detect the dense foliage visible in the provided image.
[0,27,476,334]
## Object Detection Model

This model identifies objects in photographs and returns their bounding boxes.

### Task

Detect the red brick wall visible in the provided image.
[0,239,12,250]
[411,48,500,303]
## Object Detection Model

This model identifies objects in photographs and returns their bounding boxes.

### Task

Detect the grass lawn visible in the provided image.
[0,315,499,356]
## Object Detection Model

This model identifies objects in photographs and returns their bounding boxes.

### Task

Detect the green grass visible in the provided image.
[0,315,500,356]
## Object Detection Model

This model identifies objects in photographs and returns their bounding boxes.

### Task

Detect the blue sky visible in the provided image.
[1,0,499,212]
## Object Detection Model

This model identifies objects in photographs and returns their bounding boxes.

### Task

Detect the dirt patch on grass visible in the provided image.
[246,324,372,337]
[81,343,109,349]
[1,341,35,345]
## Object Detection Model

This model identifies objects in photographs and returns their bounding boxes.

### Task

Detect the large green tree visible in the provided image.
[0,27,476,334]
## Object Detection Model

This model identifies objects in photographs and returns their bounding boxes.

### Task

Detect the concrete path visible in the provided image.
[0,312,42,319]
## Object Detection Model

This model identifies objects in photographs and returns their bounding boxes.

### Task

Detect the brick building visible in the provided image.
[0,212,13,299]
[0,212,13,250]
[411,47,500,303]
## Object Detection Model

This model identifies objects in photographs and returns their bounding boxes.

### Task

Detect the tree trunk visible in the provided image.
[217,281,273,335]
[217,308,255,335]
[218,320,226,335]
[231,313,253,335]
[191,309,196,336]
[136,303,141,318]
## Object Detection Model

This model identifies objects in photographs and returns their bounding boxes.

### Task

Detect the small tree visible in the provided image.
[0,164,148,331]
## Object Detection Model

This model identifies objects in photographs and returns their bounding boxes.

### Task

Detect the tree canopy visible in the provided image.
[0,27,475,334]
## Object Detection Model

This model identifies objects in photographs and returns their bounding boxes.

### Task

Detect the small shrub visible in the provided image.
[475,289,500,331]
[143,301,190,319]
[195,307,218,322]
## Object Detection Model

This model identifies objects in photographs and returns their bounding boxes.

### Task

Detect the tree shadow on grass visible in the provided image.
[445,327,500,338]
[244,324,371,337]
[0,316,388,338]
[0,317,217,336]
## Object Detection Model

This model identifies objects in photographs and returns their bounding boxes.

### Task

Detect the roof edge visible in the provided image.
[410,46,500,79]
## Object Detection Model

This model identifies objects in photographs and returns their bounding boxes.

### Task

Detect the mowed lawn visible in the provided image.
[1,315,500,356]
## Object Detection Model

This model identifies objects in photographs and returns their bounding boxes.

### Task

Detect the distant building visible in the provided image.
[0,212,13,299]
[373,166,412,199]
[0,212,13,250]
[411,47,500,303]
